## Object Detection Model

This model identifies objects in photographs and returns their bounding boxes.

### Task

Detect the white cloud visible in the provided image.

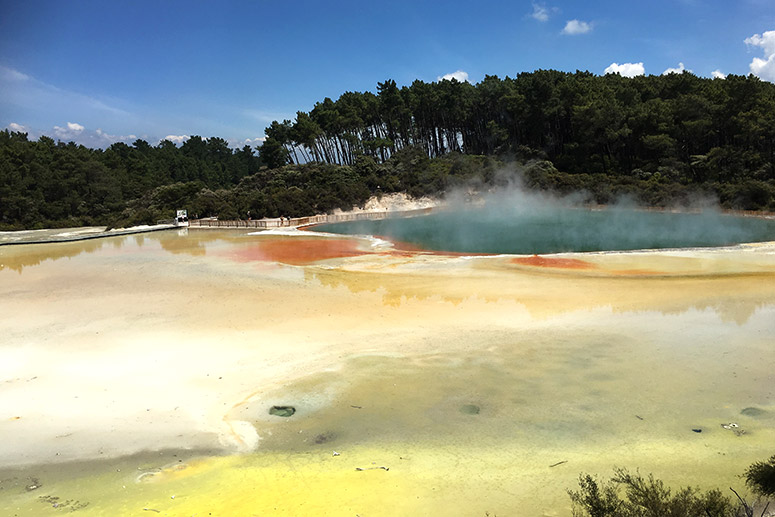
[51,121,85,139]
[562,19,592,35]
[711,69,727,79]
[42,123,141,147]
[223,136,266,149]
[745,30,775,82]
[96,128,136,142]
[8,122,28,132]
[604,62,645,78]
[437,70,470,82]
[662,62,692,75]
[745,30,775,56]
[531,3,549,22]
[163,134,190,145]
[53,123,82,140]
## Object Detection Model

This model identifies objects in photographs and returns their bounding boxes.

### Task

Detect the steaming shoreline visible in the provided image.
[2,189,773,247]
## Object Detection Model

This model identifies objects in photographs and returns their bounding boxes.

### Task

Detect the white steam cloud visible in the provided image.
[320,167,767,257]
[322,175,765,256]
[604,62,645,78]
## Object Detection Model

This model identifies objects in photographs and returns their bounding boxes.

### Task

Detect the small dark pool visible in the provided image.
[311,206,775,254]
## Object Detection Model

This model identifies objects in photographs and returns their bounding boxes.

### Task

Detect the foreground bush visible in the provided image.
[745,455,775,497]
[568,468,734,517]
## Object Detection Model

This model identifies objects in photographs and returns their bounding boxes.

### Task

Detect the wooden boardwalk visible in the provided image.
[189,207,433,229]
[188,205,773,231]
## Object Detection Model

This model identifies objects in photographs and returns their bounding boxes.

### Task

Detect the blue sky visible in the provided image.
[1,0,774,149]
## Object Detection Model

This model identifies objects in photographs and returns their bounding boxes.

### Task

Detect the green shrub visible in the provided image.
[744,454,775,497]
[568,468,734,517]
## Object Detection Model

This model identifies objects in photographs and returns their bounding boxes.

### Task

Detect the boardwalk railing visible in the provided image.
[189,207,434,229]
[189,205,773,230]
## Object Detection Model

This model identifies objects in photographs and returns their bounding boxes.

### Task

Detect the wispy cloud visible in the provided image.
[662,62,692,75]
[1,65,274,148]
[243,109,294,124]
[711,69,726,79]
[0,64,140,147]
[437,70,470,82]
[531,3,550,22]
[745,30,775,82]
[604,62,645,78]
[561,19,592,35]
[0,67,31,82]
[96,128,137,142]
[0,65,131,119]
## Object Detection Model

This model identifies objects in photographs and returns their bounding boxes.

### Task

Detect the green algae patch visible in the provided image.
[741,407,768,418]
[269,405,296,417]
[460,404,481,415]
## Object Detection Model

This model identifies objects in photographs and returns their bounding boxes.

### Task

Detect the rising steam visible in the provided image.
[315,170,775,254]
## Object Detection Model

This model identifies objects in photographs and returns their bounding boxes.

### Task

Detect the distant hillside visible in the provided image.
[2,70,774,230]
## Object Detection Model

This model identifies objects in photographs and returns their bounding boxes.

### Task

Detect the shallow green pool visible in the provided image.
[313,205,775,253]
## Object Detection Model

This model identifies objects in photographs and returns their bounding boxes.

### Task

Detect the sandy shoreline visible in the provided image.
[0,224,179,246]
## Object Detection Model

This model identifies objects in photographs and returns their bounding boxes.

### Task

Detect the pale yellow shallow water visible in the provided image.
[0,229,774,516]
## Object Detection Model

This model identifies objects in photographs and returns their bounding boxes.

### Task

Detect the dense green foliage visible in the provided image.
[2,70,775,230]
[0,132,260,229]
[745,455,775,497]
[569,468,751,517]
[260,70,775,184]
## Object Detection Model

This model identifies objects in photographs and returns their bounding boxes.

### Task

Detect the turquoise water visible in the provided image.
[313,206,775,254]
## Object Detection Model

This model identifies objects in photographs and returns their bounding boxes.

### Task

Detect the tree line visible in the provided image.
[0,132,260,229]
[1,70,775,230]
[260,70,775,184]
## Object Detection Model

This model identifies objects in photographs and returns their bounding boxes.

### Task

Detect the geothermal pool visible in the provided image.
[1,226,774,516]
[312,205,775,254]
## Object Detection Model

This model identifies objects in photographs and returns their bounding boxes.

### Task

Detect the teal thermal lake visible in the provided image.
[312,206,775,254]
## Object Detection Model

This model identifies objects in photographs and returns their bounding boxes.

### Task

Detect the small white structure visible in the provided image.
[175,209,189,227]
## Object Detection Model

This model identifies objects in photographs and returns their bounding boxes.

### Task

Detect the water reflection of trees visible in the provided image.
[305,267,775,324]
[0,230,260,273]
[151,230,255,256]
[0,238,120,273]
